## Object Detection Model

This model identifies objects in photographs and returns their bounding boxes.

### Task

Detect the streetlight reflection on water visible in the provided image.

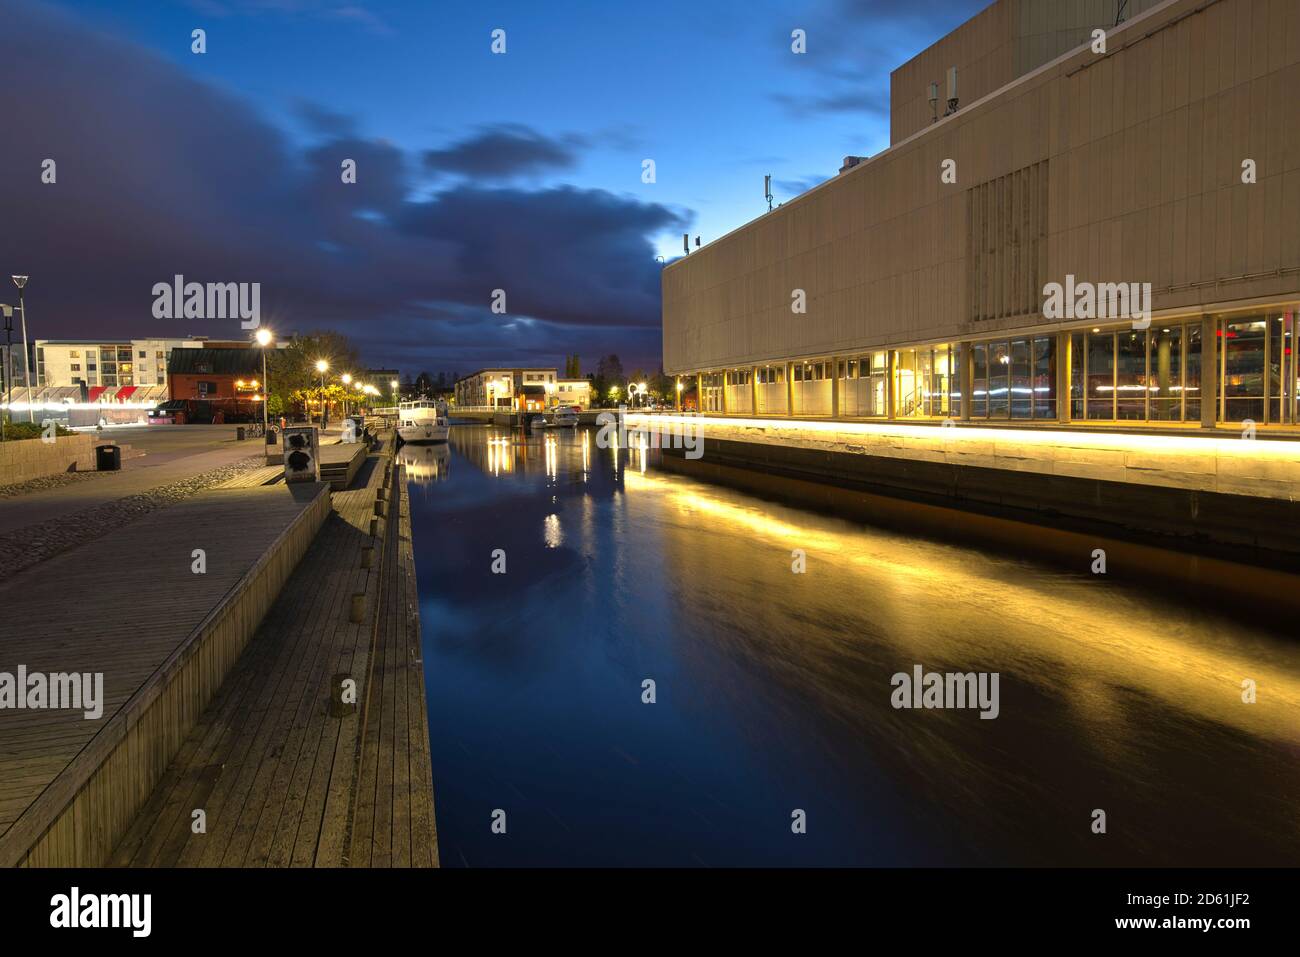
[410,423,1300,866]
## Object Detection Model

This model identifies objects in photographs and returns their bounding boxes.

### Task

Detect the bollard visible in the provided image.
[349,593,365,623]
[374,499,385,517]
[360,546,374,569]
[369,517,380,537]
[377,486,387,501]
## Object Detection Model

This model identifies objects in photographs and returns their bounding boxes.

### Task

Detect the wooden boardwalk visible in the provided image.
[111,436,438,867]
[0,480,330,866]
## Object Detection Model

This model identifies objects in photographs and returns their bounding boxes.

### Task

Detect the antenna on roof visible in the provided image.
[683,233,690,256]
[928,81,939,123]
[764,174,773,212]
[945,67,959,115]
[1115,0,1128,24]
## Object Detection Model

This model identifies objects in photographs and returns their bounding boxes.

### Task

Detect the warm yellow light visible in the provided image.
[342,373,352,385]
[316,359,329,373]
[676,382,683,391]
[254,328,273,346]
[235,379,245,388]
[249,379,259,388]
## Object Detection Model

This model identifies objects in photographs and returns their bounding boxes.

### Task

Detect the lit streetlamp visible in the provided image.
[254,327,273,433]
[11,277,32,423]
[341,373,352,421]
[316,359,329,429]
[390,379,399,408]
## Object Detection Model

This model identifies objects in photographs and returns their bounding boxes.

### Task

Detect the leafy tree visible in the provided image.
[265,330,361,415]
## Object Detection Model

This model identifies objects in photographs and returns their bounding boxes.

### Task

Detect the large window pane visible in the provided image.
[1149,325,1182,421]
[1223,317,1266,422]
[1269,314,1286,425]
[1116,330,1147,420]
[1185,324,1203,421]
[1032,336,1056,419]
[1086,332,1115,419]
[972,343,988,418]
[1070,333,1084,419]
[1010,338,1032,418]
[988,341,1010,417]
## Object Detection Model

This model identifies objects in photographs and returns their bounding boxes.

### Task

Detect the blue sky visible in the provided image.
[3,0,986,376]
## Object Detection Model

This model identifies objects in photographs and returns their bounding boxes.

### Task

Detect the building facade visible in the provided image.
[662,0,1300,432]
[454,368,560,410]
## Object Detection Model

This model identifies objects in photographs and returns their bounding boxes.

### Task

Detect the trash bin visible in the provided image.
[95,444,121,471]
[236,426,246,441]
[265,428,278,446]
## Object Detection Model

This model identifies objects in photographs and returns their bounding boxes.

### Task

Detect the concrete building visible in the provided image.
[662,0,1300,432]
[556,378,593,409]
[454,368,559,411]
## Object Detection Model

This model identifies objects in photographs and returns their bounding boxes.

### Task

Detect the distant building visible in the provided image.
[365,369,401,403]
[167,347,265,420]
[555,378,591,410]
[454,367,558,411]
[30,336,249,390]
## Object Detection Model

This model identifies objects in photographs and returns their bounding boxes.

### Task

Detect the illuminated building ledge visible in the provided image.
[625,414,1300,503]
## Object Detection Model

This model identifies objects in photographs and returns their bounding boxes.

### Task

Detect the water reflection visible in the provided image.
[411,423,1300,867]
[396,442,450,484]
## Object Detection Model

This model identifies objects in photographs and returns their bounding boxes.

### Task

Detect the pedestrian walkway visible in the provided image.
[111,436,438,867]
[0,440,260,536]
[0,479,330,866]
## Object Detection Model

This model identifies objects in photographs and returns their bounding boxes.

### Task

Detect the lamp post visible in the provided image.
[390,379,399,408]
[1,304,12,440]
[341,373,352,422]
[255,328,272,433]
[316,359,329,429]
[11,277,32,423]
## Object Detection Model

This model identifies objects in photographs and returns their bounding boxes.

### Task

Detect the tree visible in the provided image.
[265,330,362,416]
[414,371,433,395]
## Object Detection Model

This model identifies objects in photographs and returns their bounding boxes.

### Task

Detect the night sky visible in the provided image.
[0,0,985,377]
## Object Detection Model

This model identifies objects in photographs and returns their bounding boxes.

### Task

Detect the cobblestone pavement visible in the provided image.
[0,455,266,576]
[0,469,105,500]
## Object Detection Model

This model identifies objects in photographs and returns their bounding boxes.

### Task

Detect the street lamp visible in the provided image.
[254,327,273,434]
[11,277,32,423]
[676,379,683,411]
[390,379,399,408]
[316,359,329,429]
[0,303,13,439]
[341,373,352,421]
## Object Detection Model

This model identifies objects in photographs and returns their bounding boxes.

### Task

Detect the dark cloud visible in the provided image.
[423,125,587,181]
[293,99,358,138]
[0,1,685,374]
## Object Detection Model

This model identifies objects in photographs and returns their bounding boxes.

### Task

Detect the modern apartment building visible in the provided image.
[454,368,559,411]
[662,0,1299,432]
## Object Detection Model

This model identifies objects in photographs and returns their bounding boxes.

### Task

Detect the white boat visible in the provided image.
[398,398,449,444]
[551,407,578,427]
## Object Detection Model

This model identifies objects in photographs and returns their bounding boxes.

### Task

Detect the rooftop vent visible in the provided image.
[839,155,869,174]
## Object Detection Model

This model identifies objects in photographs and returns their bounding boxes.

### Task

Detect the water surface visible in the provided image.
[404,425,1300,867]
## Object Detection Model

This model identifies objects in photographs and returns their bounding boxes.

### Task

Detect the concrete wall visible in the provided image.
[664,0,1300,375]
[0,433,96,484]
[891,0,1170,145]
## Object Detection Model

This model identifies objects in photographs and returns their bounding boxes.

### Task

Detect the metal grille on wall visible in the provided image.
[967,160,1049,323]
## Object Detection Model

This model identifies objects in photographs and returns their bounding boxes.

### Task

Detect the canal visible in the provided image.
[402,424,1300,867]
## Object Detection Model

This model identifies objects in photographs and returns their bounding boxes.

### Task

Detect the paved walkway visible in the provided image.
[0,480,327,864]
[0,440,260,536]
[112,437,438,867]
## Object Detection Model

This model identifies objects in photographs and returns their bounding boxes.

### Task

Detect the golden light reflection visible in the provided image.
[621,466,1300,747]
[629,414,1300,458]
